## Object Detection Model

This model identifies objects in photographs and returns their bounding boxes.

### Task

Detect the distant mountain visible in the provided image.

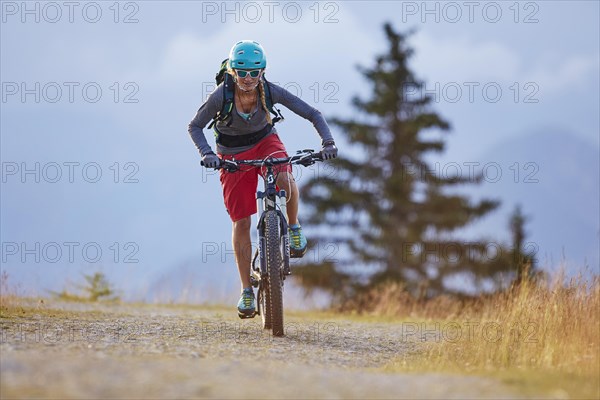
[144,255,330,309]
[471,128,599,272]
[144,258,239,304]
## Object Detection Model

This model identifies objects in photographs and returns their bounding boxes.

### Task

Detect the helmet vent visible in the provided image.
[228,40,266,69]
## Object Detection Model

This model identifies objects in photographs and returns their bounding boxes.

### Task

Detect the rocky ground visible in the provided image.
[1,300,526,399]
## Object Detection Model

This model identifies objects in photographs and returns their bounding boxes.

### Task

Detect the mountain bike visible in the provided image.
[203,149,323,336]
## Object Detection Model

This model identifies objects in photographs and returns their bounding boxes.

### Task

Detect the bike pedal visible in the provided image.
[238,310,257,319]
[290,247,307,258]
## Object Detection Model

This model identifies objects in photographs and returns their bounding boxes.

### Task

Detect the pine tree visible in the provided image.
[509,205,537,284]
[295,23,504,300]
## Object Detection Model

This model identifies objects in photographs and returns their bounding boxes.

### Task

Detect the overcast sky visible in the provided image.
[1,1,599,300]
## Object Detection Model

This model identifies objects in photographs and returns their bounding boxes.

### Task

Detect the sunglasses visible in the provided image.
[235,69,262,78]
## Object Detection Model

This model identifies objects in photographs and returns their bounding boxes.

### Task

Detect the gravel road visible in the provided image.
[1,301,524,399]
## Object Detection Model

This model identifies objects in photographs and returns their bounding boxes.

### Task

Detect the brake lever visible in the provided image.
[296,149,315,154]
[221,159,239,172]
[295,153,314,167]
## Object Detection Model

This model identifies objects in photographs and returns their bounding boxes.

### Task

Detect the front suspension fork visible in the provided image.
[255,190,291,278]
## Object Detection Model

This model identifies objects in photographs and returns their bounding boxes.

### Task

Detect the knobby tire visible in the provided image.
[260,278,272,330]
[264,210,284,336]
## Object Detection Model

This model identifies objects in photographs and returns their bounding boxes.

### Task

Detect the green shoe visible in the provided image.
[289,223,307,258]
[237,287,256,319]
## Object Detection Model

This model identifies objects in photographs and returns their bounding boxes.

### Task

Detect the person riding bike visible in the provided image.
[188,40,338,317]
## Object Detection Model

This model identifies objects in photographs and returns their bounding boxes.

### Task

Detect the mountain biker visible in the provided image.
[188,40,338,318]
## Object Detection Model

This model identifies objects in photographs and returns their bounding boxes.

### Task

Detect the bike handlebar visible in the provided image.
[201,150,324,172]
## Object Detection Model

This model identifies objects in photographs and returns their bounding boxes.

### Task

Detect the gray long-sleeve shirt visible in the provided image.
[188,81,333,156]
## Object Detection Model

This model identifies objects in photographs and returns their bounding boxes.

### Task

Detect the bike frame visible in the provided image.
[204,149,322,334]
[255,162,291,279]
[216,149,321,276]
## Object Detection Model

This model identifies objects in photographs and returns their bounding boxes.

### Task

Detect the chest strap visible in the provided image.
[215,123,273,148]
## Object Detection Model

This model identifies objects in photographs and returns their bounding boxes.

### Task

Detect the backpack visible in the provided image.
[207,58,284,129]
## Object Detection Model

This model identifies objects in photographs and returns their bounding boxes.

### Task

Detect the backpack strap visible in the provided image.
[207,75,284,130]
[207,72,235,130]
[215,58,229,85]
[263,78,284,124]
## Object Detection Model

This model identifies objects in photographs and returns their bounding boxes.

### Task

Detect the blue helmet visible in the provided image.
[228,40,267,69]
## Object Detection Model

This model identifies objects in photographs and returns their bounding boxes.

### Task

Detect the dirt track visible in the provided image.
[1,301,524,399]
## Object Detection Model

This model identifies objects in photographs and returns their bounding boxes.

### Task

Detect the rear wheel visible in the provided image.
[264,210,284,336]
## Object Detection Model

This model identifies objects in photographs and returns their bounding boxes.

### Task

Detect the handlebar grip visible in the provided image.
[200,160,223,169]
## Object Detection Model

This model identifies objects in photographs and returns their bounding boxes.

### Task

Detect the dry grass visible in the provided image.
[0,270,22,314]
[367,272,600,398]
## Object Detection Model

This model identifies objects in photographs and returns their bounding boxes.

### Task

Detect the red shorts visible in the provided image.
[218,134,291,222]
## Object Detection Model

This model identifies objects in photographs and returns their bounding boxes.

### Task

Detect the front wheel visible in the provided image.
[264,210,284,336]
[259,279,271,330]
